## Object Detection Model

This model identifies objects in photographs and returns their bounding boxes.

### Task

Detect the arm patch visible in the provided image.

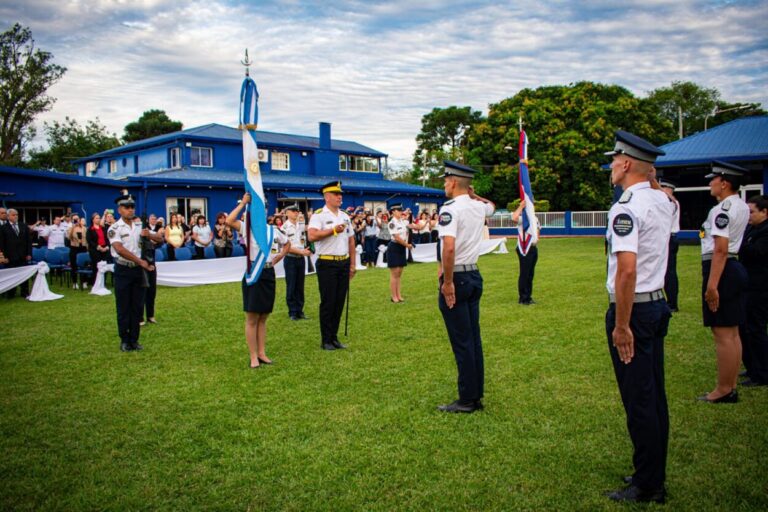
[439,212,453,226]
[612,213,633,236]
[715,213,729,229]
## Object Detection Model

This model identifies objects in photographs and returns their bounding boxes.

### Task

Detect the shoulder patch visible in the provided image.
[715,213,729,229]
[618,190,632,204]
[314,208,323,214]
[721,200,731,212]
[108,228,116,238]
[388,222,395,229]
[612,213,634,237]
[439,212,453,226]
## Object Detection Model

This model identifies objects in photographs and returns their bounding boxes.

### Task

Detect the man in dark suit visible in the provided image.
[1,208,33,298]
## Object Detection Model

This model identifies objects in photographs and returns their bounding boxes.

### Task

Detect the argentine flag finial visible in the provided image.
[240,48,253,77]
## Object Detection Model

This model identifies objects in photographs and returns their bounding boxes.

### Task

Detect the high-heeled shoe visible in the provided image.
[697,390,738,403]
[257,357,273,365]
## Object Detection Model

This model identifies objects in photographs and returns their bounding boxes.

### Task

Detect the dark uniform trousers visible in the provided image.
[516,245,538,303]
[439,270,484,402]
[144,268,157,320]
[740,291,768,383]
[316,259,349,344]
[664,235,679,309]
[606,300,671,490]
[284,255,306,317]
[115,264,146,345]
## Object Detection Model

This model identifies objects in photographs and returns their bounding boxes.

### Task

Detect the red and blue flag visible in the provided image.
[518,130,538,255]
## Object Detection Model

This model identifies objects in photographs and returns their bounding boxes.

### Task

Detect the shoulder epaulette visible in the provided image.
[314,208,324,214]
[618,190,632,204]
[443,199,455,206]
[721,200,731,212]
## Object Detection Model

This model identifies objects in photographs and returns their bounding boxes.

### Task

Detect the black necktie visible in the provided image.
[13,223,19,235]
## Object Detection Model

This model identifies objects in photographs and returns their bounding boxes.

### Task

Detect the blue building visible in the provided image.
[1,122,443,223]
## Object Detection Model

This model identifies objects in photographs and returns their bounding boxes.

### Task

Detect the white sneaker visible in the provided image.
[82,282,88,289]
[73,283,79,290]
[139,321,146,326]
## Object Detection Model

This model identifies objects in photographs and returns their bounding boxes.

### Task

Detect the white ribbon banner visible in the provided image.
[0,262,63,301]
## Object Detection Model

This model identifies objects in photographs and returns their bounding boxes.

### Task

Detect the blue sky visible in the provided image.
[3,0,767,166]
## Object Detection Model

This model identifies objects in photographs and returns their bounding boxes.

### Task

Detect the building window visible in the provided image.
[339,155,347,171]
[191,146,213,167]
[364,201,387,215]
[348,155,379,172]
[169,147,180,168]
[109,160,117,174]
[85,161,97,176]
[166,197,207,221]
[271,151,290,171]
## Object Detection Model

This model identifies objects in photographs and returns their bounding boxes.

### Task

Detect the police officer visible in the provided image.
[604,131,673,503]
[386,202,414,303]
[698,161,750,403]
[282,203,311,320]
[307,181,356,350]
[659,179,681,311]
[436,160,495,413]
[108,193,163,352]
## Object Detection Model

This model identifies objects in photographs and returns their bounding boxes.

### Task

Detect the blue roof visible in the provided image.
[124,167,443,196]
[655,116,768,167]
[74,123,387,163]
[0,165,132,188]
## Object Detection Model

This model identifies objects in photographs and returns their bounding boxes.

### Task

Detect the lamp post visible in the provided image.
[704,104,750,130]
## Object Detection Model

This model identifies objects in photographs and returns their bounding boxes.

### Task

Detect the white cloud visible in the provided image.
[2,0,766,164]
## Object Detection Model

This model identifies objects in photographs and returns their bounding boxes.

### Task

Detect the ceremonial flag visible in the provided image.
[517,130,538,255]
[240,75,273,285]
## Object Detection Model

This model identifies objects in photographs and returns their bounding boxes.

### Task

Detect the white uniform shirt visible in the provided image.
[282,219,305,249]
[437,194,495,266]
[239,224,288,263]
[46,225,68,249]
[671,198,680,234]
[108,217,142,260]
[606,182,675,294]
[308,206,353,256]
[388,217,409,242]
[700,194,749,255]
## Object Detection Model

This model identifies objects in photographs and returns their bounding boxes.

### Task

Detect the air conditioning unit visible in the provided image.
[257,149,269,162]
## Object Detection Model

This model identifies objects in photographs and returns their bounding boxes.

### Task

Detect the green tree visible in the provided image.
[468,81,676,210]
[412,106,484,185]
[123,109,183,143]
[646,81,720,138]
[0,24,66,165]
[28,117,120,173]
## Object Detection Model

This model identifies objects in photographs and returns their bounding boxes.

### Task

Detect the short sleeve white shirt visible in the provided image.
[438,194,495,266]
[282,219,305,249]
[108,217,142,259]
[700,195,749,256]
[239,224,288,262]
[388,217,409,242]
[606,182,674,294]
[46,225,68,249]
[308,206,353,256]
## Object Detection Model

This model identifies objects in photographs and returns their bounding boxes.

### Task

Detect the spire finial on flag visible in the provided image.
[240,48,253,77]
[518,115,524,133]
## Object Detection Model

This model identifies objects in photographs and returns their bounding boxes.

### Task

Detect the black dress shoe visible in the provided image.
[289,315,299,321]
[299,313,309,320]
[332,340,347,349]
[132,343,143,351]
[437,400,480,413]
[606,484,665,504]
[740,378,766,387]
[257,357,273,365]
[622,475,633,484]
[697,390,738,403]
[474,400,484,410]
[321,343,336,351]
[120,342,133,352]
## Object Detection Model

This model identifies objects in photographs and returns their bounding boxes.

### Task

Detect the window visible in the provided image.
[169,147,180,168]
[364,201,387,214]
[191,146,213,167]
[109,160,117,174]
[85,161,97,176]
[166,197,207,221]
[271,151,290,171]
[348,155,379,173]
[339,155,347,171]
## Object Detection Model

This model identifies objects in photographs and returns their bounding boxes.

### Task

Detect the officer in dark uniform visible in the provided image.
[659,179,680,311]
[282,203,311,320]
[108,193,163,352]
[307,181,356,350]
[436,161,495,413]
[604,131,674,503]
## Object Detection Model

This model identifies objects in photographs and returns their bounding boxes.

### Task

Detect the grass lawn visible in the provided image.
[1,238,766,511]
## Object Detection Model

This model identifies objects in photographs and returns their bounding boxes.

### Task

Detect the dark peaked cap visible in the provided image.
[114,193,135,206]
[705,160,748,179]
[604,130,665,163]
[440,160,478,178]
[283,203,300,211]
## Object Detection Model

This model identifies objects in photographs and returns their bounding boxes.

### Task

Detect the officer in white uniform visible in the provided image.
[308,181,356,350]
[659,179,680,311]
[436,160,495,414]
[698,161,750,404]
[385,202,414,303]
[604,130,673,504]
[282,203,311,320]
[108,193,162,352]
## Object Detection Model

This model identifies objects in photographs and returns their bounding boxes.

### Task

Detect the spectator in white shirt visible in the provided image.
[45,216,68,249]
[191,215,213,259]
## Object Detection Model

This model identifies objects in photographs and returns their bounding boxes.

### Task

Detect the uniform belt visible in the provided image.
[701,253,738,261]
[285,254,304,258]
[116,258,137,268]
[454,264,478,273]
[264,262,273,269]
[609,289,664,304]
[318,255,349,261]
